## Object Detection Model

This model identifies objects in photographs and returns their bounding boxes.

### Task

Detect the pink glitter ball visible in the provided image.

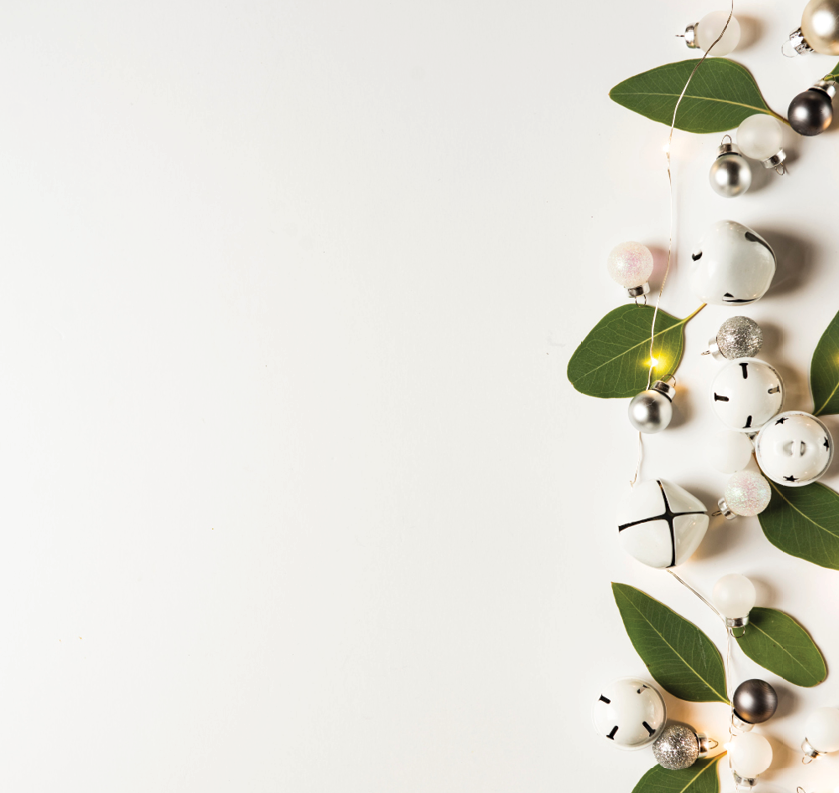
[725,471,771,517]
[607,241,654,289]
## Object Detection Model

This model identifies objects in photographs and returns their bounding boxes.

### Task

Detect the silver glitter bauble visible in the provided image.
[652,724,701,770]
[707,316,763,360]
[709,139,752,198]
[628,380,674,434]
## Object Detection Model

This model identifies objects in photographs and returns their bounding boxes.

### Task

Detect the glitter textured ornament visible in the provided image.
[607,241,654,298]
[705,316,763,360]
[719,471,772,519]
[652,724,711,770]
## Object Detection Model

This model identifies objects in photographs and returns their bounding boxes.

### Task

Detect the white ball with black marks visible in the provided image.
[592,678,667,749]
[689,220,776,306]
[617,479,709,569]
[755,411,833,486]
[710,358,784,433]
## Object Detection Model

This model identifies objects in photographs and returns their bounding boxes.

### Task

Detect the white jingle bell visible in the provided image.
[689,220,776,306]
[592,678,667,749]
[710,358,784,433]
[755,411,833,486]
[617,479,709,569]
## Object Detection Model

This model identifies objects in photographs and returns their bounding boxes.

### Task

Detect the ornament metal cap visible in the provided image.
[703,335,723,359]
[651,379,675,402]
[717,497,737,521]
[725,615,749,638]
[683,23,699,48]
[716,137,744,159]
[801,737,821,762]
[731,713,755,731]
[812,79,838,99]
[761,150,787,172]
[784,27,813,56]
[695,732,714,758]
[627,282,651,299]
[732,770,758,788]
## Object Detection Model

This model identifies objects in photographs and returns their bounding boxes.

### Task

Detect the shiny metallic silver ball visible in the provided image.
[789,89,834,135]
[628,389,672,433]
[716,315,763,359]
[709,152,752,198]
[653,724,700,770]
[733,679,778,725]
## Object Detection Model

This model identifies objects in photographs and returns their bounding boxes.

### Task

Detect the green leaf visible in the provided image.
[810,307,839,416]
[632,757,722,793]
[758,481,839,570]
[736,607,826,687]
[612,583,728,703]
[567,304,703,399]
[610,59,783,134]
[825,62,839,82]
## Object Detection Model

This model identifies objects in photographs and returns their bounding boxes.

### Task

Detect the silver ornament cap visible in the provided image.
[709,138,752,198]
[652,724,704,770]
[785,26,813,55]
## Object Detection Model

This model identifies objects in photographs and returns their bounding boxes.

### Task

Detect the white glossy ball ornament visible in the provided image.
[729,732,773,782]
[707,431,754,473]
[723,471,772,517]
[737,115,787,171]
[592,678,667,749]
[710,358,784,433]
[803,707,839,760]
[617,479,709,569]
[607,241,654,298]
[755,411,834,487]
[689,221,776,306]
[686,11,741,55]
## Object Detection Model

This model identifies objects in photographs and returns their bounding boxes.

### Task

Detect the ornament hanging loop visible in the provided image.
[801,754,814,764]
[634,294,647,306]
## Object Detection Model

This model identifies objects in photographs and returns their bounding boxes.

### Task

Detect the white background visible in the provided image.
[3,1,839,791]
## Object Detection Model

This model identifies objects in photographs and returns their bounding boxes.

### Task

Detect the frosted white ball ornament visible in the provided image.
[707,431,754,473]
[617,479,709,569]
[710,358,784,433]
[712,573,756,636]
[718,471,772,519]
[592,678,667,749]
[755,411,833,486]
[729,732,773,785]
[736,115,787,172]
[607,241,654,299]
[682,11,741,55]
[802,707,839,761]
[689,221,776,306]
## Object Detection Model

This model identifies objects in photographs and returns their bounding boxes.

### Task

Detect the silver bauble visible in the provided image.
[628,380,674,434]
[652,724,701,770]
[709,140,751,198]
[733,679,778,727]
[714,316,763,359]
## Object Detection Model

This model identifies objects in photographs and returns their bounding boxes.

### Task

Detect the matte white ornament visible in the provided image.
[694,11,741,54]
[592,678,667,749]
[754,411,833,487]
[707,430,754,473]
[737,115,787,171]
[712,573,756,630]
[689,221,776,306]
[803,707,839,760]
[729,732,773,782]
[617,479,709,569]
[710,358,784,433]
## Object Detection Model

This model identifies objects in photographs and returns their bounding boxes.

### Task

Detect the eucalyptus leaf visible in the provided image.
[758,481,839,570]
[612,583,728,703]
[736,607,826,687]
[609,59,782,134]
[632,757,721,793]
[825,62,839,81]
[810,307,839,416]
[567,305,703,399]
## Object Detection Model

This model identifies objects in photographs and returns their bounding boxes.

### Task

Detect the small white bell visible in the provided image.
[754,411,833,486]
[592,678,667,749]
[709,358,784,433]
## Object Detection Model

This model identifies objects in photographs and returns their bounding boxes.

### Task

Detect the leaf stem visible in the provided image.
[683,303,707,323]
